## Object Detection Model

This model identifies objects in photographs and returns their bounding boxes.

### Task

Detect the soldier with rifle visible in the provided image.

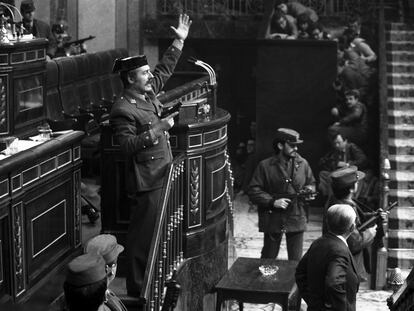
[325,166,389,282]
[48,23,95,59]
[248,128,316,260]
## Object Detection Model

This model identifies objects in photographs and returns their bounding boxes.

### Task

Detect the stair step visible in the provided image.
[388,230,414,248]
[389,170,414,182]
[388,138,414,147]
[388,97,414,110]
[388,115,414,126]
[388,110,414,117]
[387,23,414,31]
[387,30,414,41]
[389,206,414,230]
[389,189,414,207]
[387,72,414,84]
[388,155,414,173]
[387,51,414,62]
[387,248,414,269]
[388,124,414,139]
[387,41,414,51]
[388,85,414,97]
[387,62,414,73]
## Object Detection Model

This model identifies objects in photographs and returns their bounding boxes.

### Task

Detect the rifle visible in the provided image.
[63,35,95,48]
[357,201,398,231]
[272,189,318,202]
[161,101,182,119]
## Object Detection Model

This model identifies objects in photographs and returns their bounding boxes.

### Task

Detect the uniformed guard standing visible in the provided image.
[248,128,316,260]
[109,14,192,297]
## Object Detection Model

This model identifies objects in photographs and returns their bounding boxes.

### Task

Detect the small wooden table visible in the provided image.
[215,257,300,311]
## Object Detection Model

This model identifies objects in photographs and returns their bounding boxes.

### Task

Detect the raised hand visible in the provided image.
[170,14,192,41]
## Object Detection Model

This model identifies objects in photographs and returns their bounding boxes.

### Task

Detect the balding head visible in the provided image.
[326,204,356,236]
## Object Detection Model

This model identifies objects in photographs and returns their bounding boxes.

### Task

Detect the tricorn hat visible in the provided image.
[330,165,365,189]
[112,55,148,73]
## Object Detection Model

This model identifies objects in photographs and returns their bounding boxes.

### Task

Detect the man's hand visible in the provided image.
[274,198,291,210]
[170,14,192,41]
[365,224,377,237]
[153,112,179,133]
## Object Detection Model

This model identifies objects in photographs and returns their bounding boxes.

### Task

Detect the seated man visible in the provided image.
[318,131,368,198]
[276,0,318,23]
[85,234,127,311]
[19,0,52,40]
[335,51,374,103]
[329,89,367,145]
[64,253,109,311]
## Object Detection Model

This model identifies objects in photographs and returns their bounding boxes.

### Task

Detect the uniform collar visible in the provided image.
[124,88,146,101]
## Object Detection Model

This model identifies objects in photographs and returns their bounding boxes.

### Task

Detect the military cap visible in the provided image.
[112,55,148,73]
[20,0,35,13]
[85,234,124,264]
[66,253,107,286]
[274,128,303,144]
[330,165,365,189]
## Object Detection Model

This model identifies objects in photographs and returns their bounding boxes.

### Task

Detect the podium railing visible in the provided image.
[139,155,185,310]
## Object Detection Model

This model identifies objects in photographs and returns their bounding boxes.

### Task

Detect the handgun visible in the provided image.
[160,102,182,119]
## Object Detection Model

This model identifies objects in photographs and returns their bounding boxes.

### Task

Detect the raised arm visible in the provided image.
[151,14,192,94]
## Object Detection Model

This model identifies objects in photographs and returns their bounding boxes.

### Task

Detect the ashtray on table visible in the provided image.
[259,264,279,277]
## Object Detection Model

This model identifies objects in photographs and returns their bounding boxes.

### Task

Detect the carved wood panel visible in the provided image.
[187,156,202,229]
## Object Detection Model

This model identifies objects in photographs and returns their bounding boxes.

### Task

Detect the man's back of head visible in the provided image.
[326,204,356,236]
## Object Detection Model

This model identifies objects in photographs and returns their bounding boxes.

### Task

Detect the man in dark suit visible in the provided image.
[296,204,360,311]
[19,0,52,40]
[109,14,192,297]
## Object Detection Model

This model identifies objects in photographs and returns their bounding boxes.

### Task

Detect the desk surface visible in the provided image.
[216,257,298,295]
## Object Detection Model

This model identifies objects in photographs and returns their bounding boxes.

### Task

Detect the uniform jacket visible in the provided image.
[319,142,368,172]
[296,233,359,311]
[110,44,181,193]
[248,153,315,233]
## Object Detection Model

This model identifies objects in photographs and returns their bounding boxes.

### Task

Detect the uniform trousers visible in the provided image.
[261,231,304,260]
[126,187,163,296]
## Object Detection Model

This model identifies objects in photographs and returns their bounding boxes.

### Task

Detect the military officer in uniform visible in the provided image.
[109,14,192,297]
[85,234,127,311]
[248,128,315,260]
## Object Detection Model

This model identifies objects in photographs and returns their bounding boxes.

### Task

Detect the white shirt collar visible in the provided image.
[336,234,348,247]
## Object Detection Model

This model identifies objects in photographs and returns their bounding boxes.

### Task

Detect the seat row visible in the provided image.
[44,48,128,170]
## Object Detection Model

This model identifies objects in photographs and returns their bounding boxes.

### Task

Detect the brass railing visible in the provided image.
[155,0,376,17]
[139,155,185,310]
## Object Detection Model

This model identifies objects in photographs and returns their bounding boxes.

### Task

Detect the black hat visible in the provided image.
[274,128,303,144]
[112,55,148,73]
[66,253,107,286]
[330,165,365,189]
[20,0,35,13]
